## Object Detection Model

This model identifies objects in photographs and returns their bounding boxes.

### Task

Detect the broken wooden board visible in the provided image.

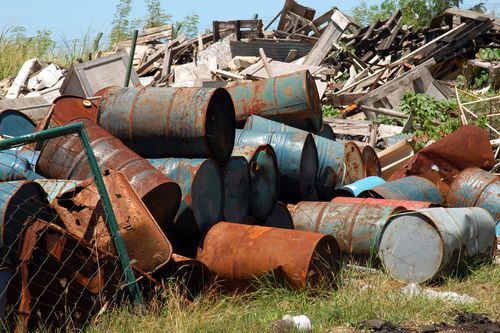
[230,39,314,62]
[302,9,351,66]
[240,59,322,79]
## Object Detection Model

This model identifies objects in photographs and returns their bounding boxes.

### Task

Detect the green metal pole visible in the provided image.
[0,123,144,305]
[124,30,139,87]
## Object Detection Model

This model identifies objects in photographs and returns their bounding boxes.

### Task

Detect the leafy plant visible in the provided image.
[399,93,460,149]
[473,70,490,89]
[322,104,341,118]
[111,0,132,44]
[173,14,200,39]
[477,48,500,61]
[143,0,171,29]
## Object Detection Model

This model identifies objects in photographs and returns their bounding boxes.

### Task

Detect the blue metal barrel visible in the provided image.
[362,176,444,204]
[36,118,181,233]
[148,158,223,234]
[0,110,36,137]
[333,176,386,198]
[98,86,236,163]
[222,156,250,224]
[245,115,366,198]
[379,207,496,283]
[445,167,499,223]
[232,145,279,220]
[289,201,404,258]
[235,129,318,203]
[226,70,322,132]
[0,150,44,181]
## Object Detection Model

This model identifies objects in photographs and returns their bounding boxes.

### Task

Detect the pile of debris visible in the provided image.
[0,1,498,331]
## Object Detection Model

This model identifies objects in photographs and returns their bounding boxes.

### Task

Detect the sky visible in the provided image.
[1,0,497,45]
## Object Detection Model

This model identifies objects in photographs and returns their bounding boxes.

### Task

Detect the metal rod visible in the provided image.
[124,30,139,87]
[0,123,144,305]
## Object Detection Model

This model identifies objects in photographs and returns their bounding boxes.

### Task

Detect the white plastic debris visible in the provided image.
[6,58,41,99]
[401,283,478,304]
[281,315,312,332]
[27,63,64,91]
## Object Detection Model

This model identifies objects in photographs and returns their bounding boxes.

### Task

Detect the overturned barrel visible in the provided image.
[362,176,444,204]
[226,70,322,132]
[197,222,340,289]
[317,123,335,140]
[263,202,294,230]
[333,176,385,198]
[148,158,224,234]
[36,118,181,232]
[0,150,44,181]
[245,115,366,198]
[98,86,236,162]
[445,167,499,223]
[0,110,36,137]
[235,129,318,203]
[232,145,279,220]
[331,197,435,210]
[289,201,404,258]
[223,156,250,224]
[379,207,497,283]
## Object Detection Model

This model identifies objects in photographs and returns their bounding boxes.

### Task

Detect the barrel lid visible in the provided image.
[379,213,443,283]
[0,110,35,137]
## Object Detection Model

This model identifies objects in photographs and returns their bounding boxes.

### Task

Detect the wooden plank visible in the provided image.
[230,38,314,62]
[445,7,500,31]
[302,9,350,66]
[259,48,275,78]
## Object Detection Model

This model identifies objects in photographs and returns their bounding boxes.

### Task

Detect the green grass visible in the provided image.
[86,263,499,332]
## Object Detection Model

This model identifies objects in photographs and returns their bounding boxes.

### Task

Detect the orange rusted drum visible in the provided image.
[197,222,340,289]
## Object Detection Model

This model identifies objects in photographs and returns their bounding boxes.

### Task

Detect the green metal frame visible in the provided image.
[0,122,144,305]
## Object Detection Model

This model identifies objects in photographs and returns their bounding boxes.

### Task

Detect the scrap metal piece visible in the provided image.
[36,118,181,232]
[197,222,340,289]
[390,125,496,194]
[0,110,36,137]
[235,129,318,203]
[362,176,444,204]
[331,197,435,210]
[362,145,381,177]
[379,207,496,283]
[226,70,322,132]
[445,167,499,223]
[289,201,404,258]
[51,95,99,125]
[223,156,250,224]
[98,86,236,163]
[49,170,173,274]
[232,145,279,220]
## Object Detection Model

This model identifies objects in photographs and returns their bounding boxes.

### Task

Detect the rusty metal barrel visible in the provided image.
[379,207,497,283]
[226,70,322,132]
[0,181,50,268]
[223,156,250,224]
[331,197,435,210]
[445,167,499,223]
[98,86,236,162]
[197,222,340,289]
[263,202,294,229]
[235,129,318,203]
[362,146,381,177]
[245,115,366,198]
[163,254,212,298]
[36,118,181,232]
[148,158,224,234]
[232,145,279,220]
[289,201,404,258]
[0,150,44,181]
[362,176,444,204]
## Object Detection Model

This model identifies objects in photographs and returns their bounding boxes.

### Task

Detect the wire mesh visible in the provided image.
[0,130,142,331]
